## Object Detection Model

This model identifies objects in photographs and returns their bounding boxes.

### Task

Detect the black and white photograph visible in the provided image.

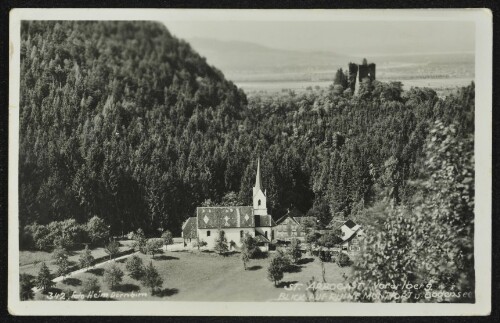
[7,8,492,316]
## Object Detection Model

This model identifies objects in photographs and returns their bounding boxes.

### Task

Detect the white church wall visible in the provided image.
[197,228,254,249]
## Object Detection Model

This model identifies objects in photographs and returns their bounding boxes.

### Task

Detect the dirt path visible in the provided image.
[32,251,139,292]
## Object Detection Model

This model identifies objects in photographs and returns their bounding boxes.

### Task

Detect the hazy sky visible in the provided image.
[164,21,475,55]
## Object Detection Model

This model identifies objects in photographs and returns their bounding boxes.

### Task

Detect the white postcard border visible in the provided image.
[8,8,492,316]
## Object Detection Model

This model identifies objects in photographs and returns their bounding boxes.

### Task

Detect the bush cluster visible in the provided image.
[21,216,110,251]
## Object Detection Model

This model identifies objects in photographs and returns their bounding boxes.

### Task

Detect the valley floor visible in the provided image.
[33,250,354,302]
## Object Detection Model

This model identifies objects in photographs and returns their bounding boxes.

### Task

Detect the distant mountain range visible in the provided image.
[186,37,352,79]
[185,37,474,83]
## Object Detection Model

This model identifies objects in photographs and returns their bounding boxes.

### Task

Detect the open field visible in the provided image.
[20,240,135,277]
[239,77,474,97]
[34,250,354,302]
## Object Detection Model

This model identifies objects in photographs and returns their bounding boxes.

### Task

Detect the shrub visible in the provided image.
[161,230,174,250]
[274,248,292,272]
[80,276,101,297]
[27,223,52,251]
[35,262,54,293]
[241,249,250,270]
[145,238,164,258]
[104,239,120,260]
[287,238,302,263]
[103,263,124,290]
[214,230,228,256]
[125,255,145,280]
[267,256,284,286]
[318,249,332,262]
[305,231,321,245]
[79,244,94,271]
[317,231,342,249]
[141,261,163,295]
[24,220,85,251]
[241,233,260,258]
[20,274,34,300]
[133,229,147,254]
[86,216,109,246]
[337,252,350,267]
[52,247,70,278]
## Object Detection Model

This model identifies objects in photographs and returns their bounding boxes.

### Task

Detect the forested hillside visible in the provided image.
[19,21,474,240]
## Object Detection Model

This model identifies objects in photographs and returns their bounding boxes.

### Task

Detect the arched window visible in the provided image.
[207,231,211,237]
[258,199,261,206]
[264,231,268,238]
[240,230,244,238]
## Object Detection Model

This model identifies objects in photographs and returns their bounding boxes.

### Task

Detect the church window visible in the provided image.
[207,231,211,237]
[240,230,244,238]
[258,199,261,206]
[264,231,268,238]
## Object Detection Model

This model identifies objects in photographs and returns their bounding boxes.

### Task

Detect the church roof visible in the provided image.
[197,206,255,229]
[182,217,197,239]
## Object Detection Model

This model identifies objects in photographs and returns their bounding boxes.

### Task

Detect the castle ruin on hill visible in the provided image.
[336,58,376,94]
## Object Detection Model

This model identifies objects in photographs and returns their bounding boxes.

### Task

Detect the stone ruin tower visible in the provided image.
[347,63,359,93]
[347,58,376,94]
[358,58,376,83]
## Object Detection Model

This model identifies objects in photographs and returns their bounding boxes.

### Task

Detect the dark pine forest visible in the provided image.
[19,21,474,239]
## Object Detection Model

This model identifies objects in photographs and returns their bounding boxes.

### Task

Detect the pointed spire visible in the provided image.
[255,157,262,192]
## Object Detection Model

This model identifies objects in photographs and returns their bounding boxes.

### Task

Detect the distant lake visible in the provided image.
[237,77,474,96]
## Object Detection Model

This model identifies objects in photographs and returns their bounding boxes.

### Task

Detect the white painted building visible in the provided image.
[182,158,276,250]
[339,219,364,251]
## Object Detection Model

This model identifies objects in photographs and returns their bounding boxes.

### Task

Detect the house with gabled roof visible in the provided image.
[274,208,317,242]
[181,158,276,250]
[338,219,364,251]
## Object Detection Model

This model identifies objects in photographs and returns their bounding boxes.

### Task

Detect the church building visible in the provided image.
[182,159,276,250]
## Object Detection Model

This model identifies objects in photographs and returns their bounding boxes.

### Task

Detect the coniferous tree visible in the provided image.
[35,262,54,293]
[141,261,163,295]
[20,274,34,300]
[125,255,145,280]
[103,263,123,290]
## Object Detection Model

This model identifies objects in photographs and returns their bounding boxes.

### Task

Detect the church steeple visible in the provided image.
[253,157,267,215]
[255,157,262,192]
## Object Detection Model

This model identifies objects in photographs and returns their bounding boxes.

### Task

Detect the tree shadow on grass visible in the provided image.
[87,268,104,276]
[156,288,179,297]
[297,258,314,265]
[284,265,302,273]
[154,255,179,261]
[246,265,262,271]
[114,283,140,292]
[276,281,298,288]
[63,277,81,286]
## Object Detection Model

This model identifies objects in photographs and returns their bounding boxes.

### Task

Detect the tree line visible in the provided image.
[19,20,474,243]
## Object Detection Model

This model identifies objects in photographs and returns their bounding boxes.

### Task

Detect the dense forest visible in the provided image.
[19,20,474,242]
